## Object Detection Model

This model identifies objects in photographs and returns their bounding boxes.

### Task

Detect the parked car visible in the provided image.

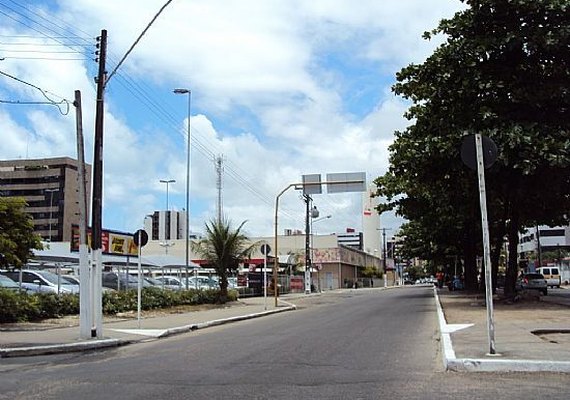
[155,276,186,290]
[516,273,548,295]
[102,272,152,291]
[0,274,21,291]
[187,276,218,290]
[3,270,79,294]
[63,274,115,293]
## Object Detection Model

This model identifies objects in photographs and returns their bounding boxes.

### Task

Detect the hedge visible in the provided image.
[0,287,238,324]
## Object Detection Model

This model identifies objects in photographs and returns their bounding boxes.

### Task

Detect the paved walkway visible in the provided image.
[2,286,570,373]
[436,286,570,372]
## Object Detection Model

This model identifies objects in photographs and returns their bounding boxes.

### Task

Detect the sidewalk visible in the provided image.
[0,294,296,358]
[435,286,570,373]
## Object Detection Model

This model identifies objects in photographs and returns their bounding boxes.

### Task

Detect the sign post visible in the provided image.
[461,133,498,355]
[133,229,148,328]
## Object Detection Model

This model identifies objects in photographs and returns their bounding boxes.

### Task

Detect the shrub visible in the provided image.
[0,286,235,323]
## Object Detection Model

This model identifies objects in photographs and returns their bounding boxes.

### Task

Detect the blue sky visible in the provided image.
[0,0,466,239]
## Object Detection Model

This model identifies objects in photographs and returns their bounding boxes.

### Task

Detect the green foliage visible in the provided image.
[0,197,44,268]
[0,290,79,323]
[361,266,383,278]
[0,287,239,323]
[374,0,569,293]
[192,218,256,302]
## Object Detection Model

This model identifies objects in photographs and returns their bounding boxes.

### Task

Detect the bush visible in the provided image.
[0,286,235,323]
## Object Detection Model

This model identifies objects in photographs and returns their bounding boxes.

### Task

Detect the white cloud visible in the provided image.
[0,0,465,237]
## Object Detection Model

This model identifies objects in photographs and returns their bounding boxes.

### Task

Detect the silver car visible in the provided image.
[516,273,548,295]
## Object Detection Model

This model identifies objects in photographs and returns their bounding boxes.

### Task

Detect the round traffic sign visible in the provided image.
[260,244,271,255]
[460,134,498,170]
[133,229,148,247]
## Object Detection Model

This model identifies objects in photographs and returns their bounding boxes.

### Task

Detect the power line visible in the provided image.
[0,1,304,224]
[0,69,71,114]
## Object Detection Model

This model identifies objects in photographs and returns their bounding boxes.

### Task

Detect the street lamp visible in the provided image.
[173,88,191,290]
[159,179,175,211]
[45,188,59,241]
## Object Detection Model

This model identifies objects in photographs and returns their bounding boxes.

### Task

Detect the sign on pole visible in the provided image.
[302,174,322,195]
[326,172,366,193]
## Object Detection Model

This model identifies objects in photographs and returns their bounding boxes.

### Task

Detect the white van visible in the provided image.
[537,267,561,288]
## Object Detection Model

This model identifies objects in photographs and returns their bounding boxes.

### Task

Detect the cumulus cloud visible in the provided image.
[0,0,465,236]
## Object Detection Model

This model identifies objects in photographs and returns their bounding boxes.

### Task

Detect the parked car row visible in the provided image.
[1,269,239,293]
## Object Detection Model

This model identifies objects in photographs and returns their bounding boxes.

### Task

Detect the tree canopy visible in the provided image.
[374,0,569,294]
[0,197,43,268]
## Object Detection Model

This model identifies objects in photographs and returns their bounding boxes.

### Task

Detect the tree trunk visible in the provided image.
[490,224,506,293]
[462,230,478,291]
[504,212,520,298]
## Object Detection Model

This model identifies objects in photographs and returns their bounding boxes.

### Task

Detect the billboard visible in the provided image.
[71,225,138,256]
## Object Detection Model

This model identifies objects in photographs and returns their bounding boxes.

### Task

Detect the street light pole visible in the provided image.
[45,189,59,242]
[159,179,175,211]
[173,88,191,290]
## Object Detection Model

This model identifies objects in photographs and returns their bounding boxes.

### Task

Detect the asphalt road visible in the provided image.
[0,287,568,399]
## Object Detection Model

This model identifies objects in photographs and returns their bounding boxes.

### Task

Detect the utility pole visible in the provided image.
[74,90,91,339]
[215,155,224,223]
[379,227,391,287]
[91,29,107,339]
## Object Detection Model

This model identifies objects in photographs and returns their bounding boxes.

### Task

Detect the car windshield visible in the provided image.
[525,274,544,279]
[36,270,72,285]
[63,276,80,285]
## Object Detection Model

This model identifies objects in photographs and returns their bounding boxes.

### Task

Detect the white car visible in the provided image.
[187,276,218,290]
[154,276,186,290]
[3,270,79,294]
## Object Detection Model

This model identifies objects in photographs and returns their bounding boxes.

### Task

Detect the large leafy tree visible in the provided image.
[0,197,43,268]
[192,219,256,302]
[375,0,569,295]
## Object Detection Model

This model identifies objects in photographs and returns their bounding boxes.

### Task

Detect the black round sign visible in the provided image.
[460,134,498,170]
[260,244,271,255]
[133,229,148,247]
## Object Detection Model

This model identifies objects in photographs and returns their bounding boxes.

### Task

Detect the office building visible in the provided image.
[0,157,91,242]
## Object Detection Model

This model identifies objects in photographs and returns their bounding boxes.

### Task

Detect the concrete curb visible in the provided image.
[434,287,570,373]
[0,303,297,358]
[0,338,128,358]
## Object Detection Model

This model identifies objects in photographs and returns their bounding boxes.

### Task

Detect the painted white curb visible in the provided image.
[434,287,570,373]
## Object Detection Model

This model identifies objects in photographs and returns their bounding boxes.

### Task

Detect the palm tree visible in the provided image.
[192,218,256,302]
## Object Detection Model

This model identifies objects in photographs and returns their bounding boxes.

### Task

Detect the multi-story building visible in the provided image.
[144,210,188,242]
[0,157,91,242]
[519,225,570,267]
[337,229,364,250]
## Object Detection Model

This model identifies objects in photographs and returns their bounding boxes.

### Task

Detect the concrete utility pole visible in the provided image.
[91,29,107,339]
[74,90,91,340]
[215,155,224,223]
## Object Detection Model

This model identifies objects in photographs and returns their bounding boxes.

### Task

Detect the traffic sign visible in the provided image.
[461,134,498,170]
[133,229,148,247]
[260,244,271,255]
